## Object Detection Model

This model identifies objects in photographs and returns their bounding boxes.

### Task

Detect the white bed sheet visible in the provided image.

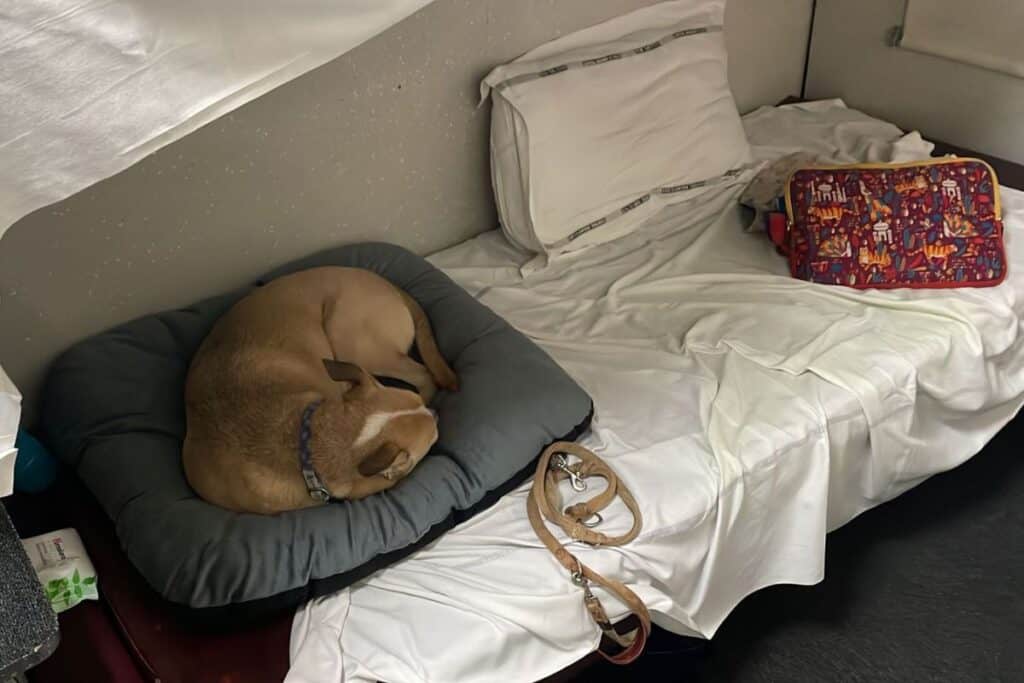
[1,0,435,236]
[287,101,1024,683]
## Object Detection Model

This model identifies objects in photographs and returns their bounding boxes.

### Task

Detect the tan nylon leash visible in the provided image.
[526,442,651,665]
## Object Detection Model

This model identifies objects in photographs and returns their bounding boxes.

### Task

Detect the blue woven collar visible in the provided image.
[298,400,331,502]
[299,376,415,502]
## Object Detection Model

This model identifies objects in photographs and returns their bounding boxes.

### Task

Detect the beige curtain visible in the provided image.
[900,0,1024,79]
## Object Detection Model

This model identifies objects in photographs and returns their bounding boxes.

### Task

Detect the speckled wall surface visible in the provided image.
[0,0,812,420]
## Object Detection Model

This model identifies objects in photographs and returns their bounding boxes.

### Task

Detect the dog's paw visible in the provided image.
[380,450,415,481]
[441,372,459,393]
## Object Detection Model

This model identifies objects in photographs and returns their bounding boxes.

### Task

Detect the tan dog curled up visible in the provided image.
[182,267,458,515]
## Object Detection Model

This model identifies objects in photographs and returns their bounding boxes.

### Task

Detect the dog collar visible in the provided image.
[298,400,331,503]
[374,375,420,395]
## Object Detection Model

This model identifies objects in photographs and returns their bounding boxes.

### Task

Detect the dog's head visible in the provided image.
[315,359,438,499]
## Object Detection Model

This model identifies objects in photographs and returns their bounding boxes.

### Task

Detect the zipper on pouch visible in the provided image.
[783,156,1003,226]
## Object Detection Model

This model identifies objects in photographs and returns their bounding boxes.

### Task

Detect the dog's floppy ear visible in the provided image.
[322,359,373,397]
[358,441,406,478]
[322,358,365,382]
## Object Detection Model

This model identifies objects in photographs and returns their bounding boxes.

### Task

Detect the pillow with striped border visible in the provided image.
[481,0,753,262]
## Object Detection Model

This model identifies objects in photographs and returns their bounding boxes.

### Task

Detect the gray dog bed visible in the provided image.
[42,243,592,621]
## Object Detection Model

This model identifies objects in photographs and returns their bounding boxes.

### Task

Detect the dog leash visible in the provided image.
[526,442,651,665]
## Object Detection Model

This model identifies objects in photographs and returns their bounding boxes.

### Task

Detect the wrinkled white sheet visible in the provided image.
[287,101,1024,683]
[0,364,21,496]
[742,98,935,165]
[0,0,434,236]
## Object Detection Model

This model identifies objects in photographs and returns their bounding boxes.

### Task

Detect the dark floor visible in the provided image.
[577,414,1024,682]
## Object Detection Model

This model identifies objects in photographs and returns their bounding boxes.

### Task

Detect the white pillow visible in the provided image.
[481,0,752,259]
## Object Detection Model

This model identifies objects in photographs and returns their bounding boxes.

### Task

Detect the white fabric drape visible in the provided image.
[900,0,1024,79]
[0,0,435,238]
[0,364,21,496]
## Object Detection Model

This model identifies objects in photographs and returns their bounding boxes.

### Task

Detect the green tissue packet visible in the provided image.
[21,528,99,613]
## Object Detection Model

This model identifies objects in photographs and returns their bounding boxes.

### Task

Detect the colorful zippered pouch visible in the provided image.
[782,158,1006,289]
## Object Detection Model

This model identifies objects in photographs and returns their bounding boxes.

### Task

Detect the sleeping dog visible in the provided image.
[183,267,458,514]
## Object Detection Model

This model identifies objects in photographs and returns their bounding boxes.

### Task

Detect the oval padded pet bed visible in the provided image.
[41,243,593,621]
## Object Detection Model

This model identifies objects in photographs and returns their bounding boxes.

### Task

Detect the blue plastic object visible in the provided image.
[13,429,58,493]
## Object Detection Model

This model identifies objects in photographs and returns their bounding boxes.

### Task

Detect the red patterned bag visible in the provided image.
[778,158,1006,289]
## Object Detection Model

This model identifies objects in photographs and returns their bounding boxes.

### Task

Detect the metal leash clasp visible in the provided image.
[570,558,599,607]
[550,452,588,492]
[570,556,588,588]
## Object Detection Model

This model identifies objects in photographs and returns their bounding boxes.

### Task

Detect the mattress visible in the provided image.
[287,101,1024,683]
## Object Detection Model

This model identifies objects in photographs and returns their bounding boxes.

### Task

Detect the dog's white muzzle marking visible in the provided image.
[354,407,433,447]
